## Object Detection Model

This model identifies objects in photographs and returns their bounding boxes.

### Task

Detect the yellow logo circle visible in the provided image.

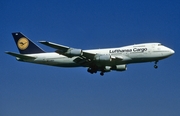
[17,37,29,50]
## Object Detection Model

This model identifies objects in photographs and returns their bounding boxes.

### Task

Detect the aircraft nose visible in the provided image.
[169,48,175,55]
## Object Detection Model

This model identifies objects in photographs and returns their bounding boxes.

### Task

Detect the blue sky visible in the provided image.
[1,0,180,116]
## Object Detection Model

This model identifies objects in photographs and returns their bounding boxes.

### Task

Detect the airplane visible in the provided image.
[5,32,175,76]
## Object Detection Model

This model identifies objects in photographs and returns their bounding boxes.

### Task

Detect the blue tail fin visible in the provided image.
[12,32,45,54]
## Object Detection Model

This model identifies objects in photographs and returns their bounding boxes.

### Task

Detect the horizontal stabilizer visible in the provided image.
[5,51,36,60]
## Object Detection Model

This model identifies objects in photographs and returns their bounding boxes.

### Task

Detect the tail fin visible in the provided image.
[12,32,45,54]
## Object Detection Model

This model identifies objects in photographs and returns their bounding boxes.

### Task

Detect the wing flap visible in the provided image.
[113,56,123,60]
[73,57,88,65]
[82,51,96,60]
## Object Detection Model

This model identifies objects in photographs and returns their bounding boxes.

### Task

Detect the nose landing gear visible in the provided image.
[154,61,158,69]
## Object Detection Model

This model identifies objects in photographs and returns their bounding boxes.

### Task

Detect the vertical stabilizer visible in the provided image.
[12,32,45,54]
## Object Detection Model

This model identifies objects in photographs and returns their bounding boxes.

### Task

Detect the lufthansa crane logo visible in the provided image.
[17,37,29,50]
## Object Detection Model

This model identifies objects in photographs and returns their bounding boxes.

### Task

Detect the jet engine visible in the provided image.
[64,48,83,57]
[104,66,111,72]
[94,54,112,62]
[114,64,127,71]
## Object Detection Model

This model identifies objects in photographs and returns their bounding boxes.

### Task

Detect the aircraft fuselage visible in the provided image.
[19,43,174,67]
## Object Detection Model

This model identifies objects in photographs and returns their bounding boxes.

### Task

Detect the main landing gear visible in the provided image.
[154,61,158,69]
[100,72,104,76]
[87,67,104,76]
[87,67,97,74]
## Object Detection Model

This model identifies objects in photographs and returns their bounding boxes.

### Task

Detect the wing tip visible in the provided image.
[39,41,48,43]
[5,51,11,54]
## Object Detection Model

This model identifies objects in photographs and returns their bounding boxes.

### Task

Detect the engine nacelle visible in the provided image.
[115,65,127,71]
[94,54,112,62]
[104,66,111,72]
[64,48,83,57]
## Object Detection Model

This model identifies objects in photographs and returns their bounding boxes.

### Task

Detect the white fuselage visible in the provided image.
[18,43,174,67]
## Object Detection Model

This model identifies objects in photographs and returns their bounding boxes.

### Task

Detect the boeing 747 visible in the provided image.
[6,32,175,76]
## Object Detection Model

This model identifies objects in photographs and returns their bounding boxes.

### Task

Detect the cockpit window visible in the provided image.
[158,43,163,46]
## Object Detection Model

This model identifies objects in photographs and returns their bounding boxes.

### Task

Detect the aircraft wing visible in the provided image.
[39,41,69,52]
[40,41,101,56]
[39,41,123,65]
[39,41,94,57]
[5,51,36,60]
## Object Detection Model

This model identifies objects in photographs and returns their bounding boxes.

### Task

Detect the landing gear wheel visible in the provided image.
[87,68,93,74]
[87,67,98,74]
[100,72,104,76]
[154,61,158,69]
[154,65,158,69]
